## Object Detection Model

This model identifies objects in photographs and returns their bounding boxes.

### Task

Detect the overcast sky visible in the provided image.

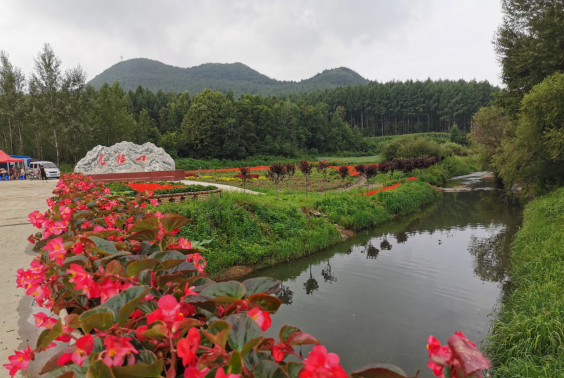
[0,0,503,86]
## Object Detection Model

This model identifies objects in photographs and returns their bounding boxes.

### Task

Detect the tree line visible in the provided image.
[0,44,497,166]
[471,0,564,195]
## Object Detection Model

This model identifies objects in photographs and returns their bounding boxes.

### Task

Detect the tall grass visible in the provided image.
[419,155,480,186]
[483,188,564,377]
[377,181,440,215]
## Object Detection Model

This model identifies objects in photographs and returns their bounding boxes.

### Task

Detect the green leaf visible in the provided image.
[106,260,123,275]
[142,322,168,338]
[201,281,246,300]
[138,269,152,285]
[100,286,151,326]
[228,350,243,374]
[79,307,115,333]
[286,332,320,346]
[243,278,281,297]
[37,318,63,351]
[243,350,275,370]
[86,360,116,378]
[241,336,264,358]
[126,259,162,278]
[89,236,119,255]
[129,217,158,232]
[182,294,217,313]
[45,364,86,378]
[287,362,305,378]
[126,228,160,242]
[248,293,283,312]
[225,313,264,351]
[201,321,230,348]
[254,360,290,378]
[136,350,157,365]
[149,250,188,262]
[62,255,87,268]
[350,364,409,378]
[138,300,158,315]
[112,360,163,378]
[160,214,191,233]
[279,326,300,343]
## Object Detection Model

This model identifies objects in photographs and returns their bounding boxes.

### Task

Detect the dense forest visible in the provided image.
[88,58,369,96]
[0,45,497,166]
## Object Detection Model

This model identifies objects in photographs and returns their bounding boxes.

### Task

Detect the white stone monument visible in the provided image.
[75,141,175,174]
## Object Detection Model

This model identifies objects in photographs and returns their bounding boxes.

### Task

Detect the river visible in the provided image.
[240,174,522,376]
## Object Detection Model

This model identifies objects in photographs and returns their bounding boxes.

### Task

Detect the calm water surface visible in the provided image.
[241,177,521,376]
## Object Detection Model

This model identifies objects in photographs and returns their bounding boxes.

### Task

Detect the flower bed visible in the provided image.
[106,181,217,195]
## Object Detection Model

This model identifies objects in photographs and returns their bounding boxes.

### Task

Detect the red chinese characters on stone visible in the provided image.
[136,156,146,162]
[98,154,106,166]
[117,154,126,165]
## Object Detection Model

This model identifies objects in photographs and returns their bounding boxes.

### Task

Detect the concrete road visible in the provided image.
[0,180,59,378]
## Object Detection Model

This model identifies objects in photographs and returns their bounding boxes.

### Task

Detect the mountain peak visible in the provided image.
[88,58,369,96]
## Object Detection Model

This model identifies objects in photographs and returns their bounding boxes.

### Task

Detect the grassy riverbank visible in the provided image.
[484,188,564,377]
[160,181,439,275]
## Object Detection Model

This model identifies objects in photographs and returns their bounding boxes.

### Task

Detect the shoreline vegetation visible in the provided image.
[483,188,564,377]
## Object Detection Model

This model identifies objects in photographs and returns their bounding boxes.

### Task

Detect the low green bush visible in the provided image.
[382,134,442,160]
[377,181,440,215]
[483,187,564,377]
[419,155,480,186]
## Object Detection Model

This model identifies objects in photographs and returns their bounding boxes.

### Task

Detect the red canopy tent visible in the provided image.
[0,150,23,163]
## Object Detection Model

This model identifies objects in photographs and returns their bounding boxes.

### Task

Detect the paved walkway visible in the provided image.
[0,180,61,377]
[181,180,264,195]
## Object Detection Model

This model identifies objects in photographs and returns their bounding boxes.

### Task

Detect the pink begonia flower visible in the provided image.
[33,312,55,329]
[28,211,44,228]
[59,206,72,220]
[44,238,66,266]
[183,367,210,378]
[100,336,138,367]
[157,295,180,318]
[178,237,192,249]
[185,285,198,296]
[57,334,94,367]
[247,308,272,331]
[72,242,84,254]
[300,345,347,378]
[3,344,34,377]
[150,199,159,207]
[93,226,105,232]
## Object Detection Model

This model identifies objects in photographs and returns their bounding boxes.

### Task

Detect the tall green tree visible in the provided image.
[0,51,27,155]
[494,0,564,116]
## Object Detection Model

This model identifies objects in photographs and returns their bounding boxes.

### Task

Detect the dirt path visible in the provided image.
[0,180,64,377]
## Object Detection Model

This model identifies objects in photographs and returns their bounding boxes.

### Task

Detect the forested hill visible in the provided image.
[88,58,369,96]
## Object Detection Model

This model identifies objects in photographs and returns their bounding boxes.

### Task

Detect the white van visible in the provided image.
[29,161,61,179]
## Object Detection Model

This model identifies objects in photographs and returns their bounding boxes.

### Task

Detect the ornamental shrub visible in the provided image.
[4,173,489,378]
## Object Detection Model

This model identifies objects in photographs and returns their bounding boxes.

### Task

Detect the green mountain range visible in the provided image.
[88,58,369,96]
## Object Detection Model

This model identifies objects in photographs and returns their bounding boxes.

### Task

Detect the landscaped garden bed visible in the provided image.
[105,181,221,203]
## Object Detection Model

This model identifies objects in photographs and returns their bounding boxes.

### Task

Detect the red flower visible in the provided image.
[57,334,94,367]
[300,345,347,378]
[215,367,240,378]
[3,344,34,377]
[177,327,201,367]
[272,343,285,362]
[247,308,271,331]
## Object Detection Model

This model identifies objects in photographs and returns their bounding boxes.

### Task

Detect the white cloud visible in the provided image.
[0,0,503,85]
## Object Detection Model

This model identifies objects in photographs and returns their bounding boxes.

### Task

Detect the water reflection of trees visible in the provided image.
[275,284,294,305]
[395,231,408,244]
[467,231,512,282]
[321,260,337,283]
[380,239,392,251]
[303,266,319,295]
[365,242,380,259]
